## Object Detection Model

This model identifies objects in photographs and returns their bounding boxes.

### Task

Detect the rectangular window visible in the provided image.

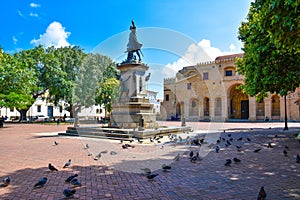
[225,70,233,76]
[166,94,169,101]
[203,72,209,80]
[187,83,192,90]
[37,105,41,112]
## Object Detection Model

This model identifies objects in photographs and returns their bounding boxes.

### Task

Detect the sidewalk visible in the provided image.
[0,122,299,199]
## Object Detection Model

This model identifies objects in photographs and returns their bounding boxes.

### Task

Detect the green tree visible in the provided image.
[96,78,120,118]
[237,0,300,130]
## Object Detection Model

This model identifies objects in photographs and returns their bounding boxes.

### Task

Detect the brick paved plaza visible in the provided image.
[0,121,300,199]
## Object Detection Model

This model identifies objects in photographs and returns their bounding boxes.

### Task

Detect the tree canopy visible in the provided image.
[0,45,119,121]
[237,0,300,100]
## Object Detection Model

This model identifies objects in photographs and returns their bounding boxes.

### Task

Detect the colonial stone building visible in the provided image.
[161,53,300,122]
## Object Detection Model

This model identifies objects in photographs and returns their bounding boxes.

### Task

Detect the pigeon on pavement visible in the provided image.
[48,163,58,172]
[283,149,288,156]
[63,188,76,198]
[147,173,159,180]
[94,153,101,160]
[215,145,220,153]
[296,154,300,163]
[54,141,59,145]
[63,159,72,168]
[70,178,82,187]
[224,159,232,166]
[34,177,47,188]
[65,174,78,183]
[162,164,171,172]
[233,157,241,163]
[254,148,261,153]
[141,168,151,175]
[2,177,11,186]
[257,186,267,200]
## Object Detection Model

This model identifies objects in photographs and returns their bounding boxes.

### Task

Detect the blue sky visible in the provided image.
[0,0,252,98]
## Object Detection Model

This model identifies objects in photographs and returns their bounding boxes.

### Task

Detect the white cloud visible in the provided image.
[30,21,71,48]
[29,12,38,17]
[12,36,18,45]
[163,39,239,78]
[30,3,40,8]
[17,10,23,17]
[229,43,236,51]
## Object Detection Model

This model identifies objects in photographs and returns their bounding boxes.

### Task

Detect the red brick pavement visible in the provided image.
[0,122,300,199]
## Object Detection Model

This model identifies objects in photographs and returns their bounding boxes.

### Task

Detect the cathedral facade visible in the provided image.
[161,53,300,122]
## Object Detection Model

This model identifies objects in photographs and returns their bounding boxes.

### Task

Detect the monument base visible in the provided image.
[110,96,158,129]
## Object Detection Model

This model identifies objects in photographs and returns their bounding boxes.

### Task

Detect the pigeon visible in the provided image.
[63,188,76,198]
[94,153,101,160]
[65,174,78,183]
[122,144,128,149]
[150,138,154,142]
[110,151,117,155]
[225,143,229,148]
[2,177,11,186]
[233,157,241,163]
[162,164,171,172]
[141,168,151,175]
[283,149,288,156]
[48,163,58,172]
[215,145,220,153]
[34,177,47,188]
[88,152,93,156]
[189,151,194,158]
[296,154,300,163]
[199,138,204,144]
[229,138,233,142]
[147,173,159,180]
[216,139,220,144]
[159,135,164,139]
[237,137,243,141]
[227,134,231,137]
[174,153,180,161]
[54,141,59,145]
[63,159,71,168]
[257,186,267,200]
[284,145,289,150]
[226,140,231,145]
[221,137,226,141]
[100,150,108,154]
[190,156,197,163]
[120,140,123,144]
[247,137,251,141]
[224,159,232,166]
[236,145,242,151]
[70,178,82,187]
[254,148,261,153]
[267,142,273,148]
[85,144,89,149]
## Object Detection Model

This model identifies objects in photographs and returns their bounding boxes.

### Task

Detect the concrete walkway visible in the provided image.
[0,122,299,199]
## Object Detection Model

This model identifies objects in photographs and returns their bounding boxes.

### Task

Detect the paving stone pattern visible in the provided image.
[0,122,300,199]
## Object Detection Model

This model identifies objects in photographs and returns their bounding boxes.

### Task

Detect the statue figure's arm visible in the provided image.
[131,20,136,29]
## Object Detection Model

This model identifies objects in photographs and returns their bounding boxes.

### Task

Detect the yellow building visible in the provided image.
[161,53,300,122]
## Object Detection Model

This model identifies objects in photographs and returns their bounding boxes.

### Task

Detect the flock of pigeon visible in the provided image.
[1,130,299,199]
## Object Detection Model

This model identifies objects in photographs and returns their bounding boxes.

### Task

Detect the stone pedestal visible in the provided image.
[110,62,157,129]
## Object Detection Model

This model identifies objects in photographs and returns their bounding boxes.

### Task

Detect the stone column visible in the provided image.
[248,97,256,121]
[264,98,271,119]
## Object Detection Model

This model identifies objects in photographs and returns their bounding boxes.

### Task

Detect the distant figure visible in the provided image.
[63,114,67,122]
[126,20,142,62]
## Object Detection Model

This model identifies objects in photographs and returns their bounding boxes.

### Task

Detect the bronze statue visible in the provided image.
[124,20,143,63]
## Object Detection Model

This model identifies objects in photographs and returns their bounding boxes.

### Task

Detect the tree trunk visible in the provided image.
[283,95,288,130]
[18,109,29,122]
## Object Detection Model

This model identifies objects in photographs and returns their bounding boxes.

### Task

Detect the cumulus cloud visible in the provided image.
[163,39,239,77]
[30,3,40,8]
[30,21,71,48]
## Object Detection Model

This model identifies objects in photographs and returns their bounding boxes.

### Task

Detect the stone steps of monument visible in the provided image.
[61,127,134,140]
